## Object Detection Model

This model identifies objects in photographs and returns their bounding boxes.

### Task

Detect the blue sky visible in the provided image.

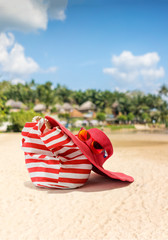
[0,0,168,93]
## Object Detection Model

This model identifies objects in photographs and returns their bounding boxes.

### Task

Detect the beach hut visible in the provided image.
[34,103,46,113]
[63,102,73,112]
[70,109,83,118]
[106,114,116,124]
[83,111,96,119]
[79,101,96,113]
[6,99,27,112]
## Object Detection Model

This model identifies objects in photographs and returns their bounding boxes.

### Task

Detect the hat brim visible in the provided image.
[45,116,134,183]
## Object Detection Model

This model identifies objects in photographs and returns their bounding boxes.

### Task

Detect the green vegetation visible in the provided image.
[70,126,102,133]
[7,110,43,132]
[0,80,168,131]
[106,124,135,131]
[58,113,70,120]
[96,112,106,121]
[0,95,10,125]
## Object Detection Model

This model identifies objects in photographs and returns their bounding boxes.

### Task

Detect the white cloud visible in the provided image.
[0,0,68,32]
[140,67,164,79]
[0,32,39,80]
[112,51,160,69]
[41,66,58,73]
[0,32,58,83]
[103,51,165,92]
[11,78,26,85]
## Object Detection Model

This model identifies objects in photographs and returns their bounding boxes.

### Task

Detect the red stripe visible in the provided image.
[37,184,69,188]
[60,168,91,174]
[40,124,46,134]
[22,131,29,137]
[48,184,68,188]
[51,143,77,154]
[65,143,76,147]
[40,127,56,137]
[42,132,64,144]
[60,148,80,157]
[58,178,87,184]
[39,154,47,158]
[33,125,38,130]
[31,177,59,183]
[61,159,91,165]
[25,153,35,156]
[50,138,71,150]
[28,167,59,174]
[23,142,50,151]
[24,122,37,128]
[25,159,60,165]
[27,133,41,139]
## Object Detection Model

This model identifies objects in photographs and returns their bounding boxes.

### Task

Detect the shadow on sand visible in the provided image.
[24,173,131,193]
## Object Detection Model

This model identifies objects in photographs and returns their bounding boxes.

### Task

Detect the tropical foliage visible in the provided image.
[0,80,168,127]
[8,110,43,132]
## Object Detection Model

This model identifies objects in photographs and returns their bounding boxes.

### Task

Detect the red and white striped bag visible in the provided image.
[21,118,92,189]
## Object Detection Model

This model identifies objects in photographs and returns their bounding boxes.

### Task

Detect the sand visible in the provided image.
[0,131,168,240]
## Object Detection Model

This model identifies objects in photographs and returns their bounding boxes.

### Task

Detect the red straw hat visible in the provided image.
[45,116,134,182]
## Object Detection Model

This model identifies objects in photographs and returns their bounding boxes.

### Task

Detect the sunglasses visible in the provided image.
[78,128,108,157]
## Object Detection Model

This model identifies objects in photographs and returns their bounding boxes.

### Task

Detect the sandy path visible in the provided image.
[0,132,168,240]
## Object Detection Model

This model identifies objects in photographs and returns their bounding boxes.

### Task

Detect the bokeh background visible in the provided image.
[0,0,168,131]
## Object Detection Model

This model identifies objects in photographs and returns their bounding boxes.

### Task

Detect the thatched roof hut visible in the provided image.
[6,99,27,111]
[70,109,83,118]
[79,101,96,112]
[34,104,46,112]
[63,102,73,112]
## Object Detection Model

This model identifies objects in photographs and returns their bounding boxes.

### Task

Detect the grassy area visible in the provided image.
[70,124,135,133]
[70,126,102,132]
[105,124,135,131]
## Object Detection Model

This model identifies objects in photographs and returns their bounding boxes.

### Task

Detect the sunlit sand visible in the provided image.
[0,131,168,240]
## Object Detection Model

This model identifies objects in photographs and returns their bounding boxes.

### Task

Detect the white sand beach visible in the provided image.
[0,131,168,240]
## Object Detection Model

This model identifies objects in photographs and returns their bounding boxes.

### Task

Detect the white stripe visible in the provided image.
[61,164,92,170]
[66,150,83,158]
[64,140,75,146]
[57,156,69,162]
[57,146,79,154]
[48,186,70,189]
[59,172,90,179]
[58,155,87,162]
[72,155,88,160]
[25,154,58,161]
[26,162,60,169]
[25,138,43,145]
[43,184,69,189]
[41,128,61,141]
[37,118,45,131]
[46,134,68,147]
[22,127,32,133]
[30,172,59,179]
[33,181,58,186]
[33,182,70,189]
[57,182,84,188]
[29,128,41,135]
[22,147,53,156]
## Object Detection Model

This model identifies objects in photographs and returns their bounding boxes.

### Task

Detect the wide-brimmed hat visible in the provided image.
[45,116,134,182]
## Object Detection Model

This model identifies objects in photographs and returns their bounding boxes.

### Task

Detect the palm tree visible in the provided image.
[159,84,168,96]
